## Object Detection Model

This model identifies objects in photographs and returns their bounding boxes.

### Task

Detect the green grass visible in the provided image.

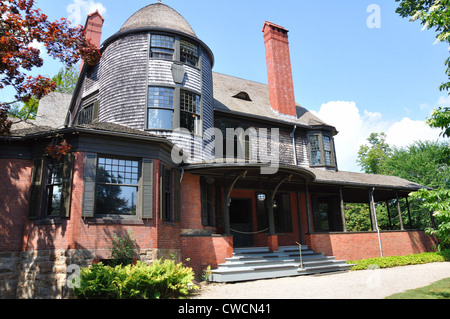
[346,249,450,270]
[385,278,450,299]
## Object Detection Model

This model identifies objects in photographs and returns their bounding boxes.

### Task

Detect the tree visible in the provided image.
[357,132,391,174]
[0,0,100,135]
[8,66,79,121]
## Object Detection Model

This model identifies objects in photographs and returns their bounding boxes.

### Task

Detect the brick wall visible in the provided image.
[306,231,438,261]
[180,235,233,275]
[0,159,32,253]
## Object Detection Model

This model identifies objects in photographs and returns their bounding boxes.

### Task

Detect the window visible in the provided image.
[274,193,293,233]
[323,136,332,166]
[28,155,73,219]
[180,90,201,133]
[180,40,199,67]
[150,35,175,60]
[78,105,93,125]
[44,161,64,216]
[147,87,174,130]
[308,133,335,167]
[95,157,139,216]
[309,135,321,166]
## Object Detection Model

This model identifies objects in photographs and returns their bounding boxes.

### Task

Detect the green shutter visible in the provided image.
[141,159,154,219]
[82,153,97,218]
[174,169,181,222]
[60,153,74,218]
[28,158,44,219]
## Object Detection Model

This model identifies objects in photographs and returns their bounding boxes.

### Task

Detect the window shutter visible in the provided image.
[60,153,74,218]
[174,169,181,222]
[28,158,44,219]
[82,153,97,218]
[141,159,154,219]
[159,163,165,219]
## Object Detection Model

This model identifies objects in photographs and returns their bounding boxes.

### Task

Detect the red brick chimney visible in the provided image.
[80,10,104,71]
[263,21,297,117]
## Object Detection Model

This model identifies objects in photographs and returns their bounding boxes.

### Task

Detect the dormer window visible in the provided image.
[150,35,175,60]
[232,92,252,101]
[308,133,336,168]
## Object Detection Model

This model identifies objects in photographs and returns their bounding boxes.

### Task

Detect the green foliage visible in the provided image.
[109,230,139,267]
[427,106,450,138]
[357,133,391,174]
[411,188,450,250]
[347,249,450,270]
[73,260,199,299]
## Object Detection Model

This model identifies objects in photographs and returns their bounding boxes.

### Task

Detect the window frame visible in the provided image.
[44,159,64,217]
[146,86,175,131]
[93,155,141,219]
[180,89,201,134]
[307,132,336,168]
[149,33,201,69]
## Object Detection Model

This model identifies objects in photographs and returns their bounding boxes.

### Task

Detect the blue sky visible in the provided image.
[3,0,448,171]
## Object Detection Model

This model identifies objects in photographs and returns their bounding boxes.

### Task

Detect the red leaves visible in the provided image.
[0,0,102,135]
[45,140,72,160]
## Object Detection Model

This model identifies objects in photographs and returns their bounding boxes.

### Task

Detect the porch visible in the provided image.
[181,163,436,280]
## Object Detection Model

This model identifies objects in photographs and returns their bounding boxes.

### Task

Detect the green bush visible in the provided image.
[73,259,198,299]
[347,249,450,271]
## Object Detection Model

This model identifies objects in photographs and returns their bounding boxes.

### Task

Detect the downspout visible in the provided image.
[291,125,298,166]
[371,187,383,257]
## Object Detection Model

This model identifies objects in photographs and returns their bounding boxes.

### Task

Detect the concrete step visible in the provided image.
[210,246,353,283]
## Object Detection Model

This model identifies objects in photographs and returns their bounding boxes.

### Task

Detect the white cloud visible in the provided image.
[437,95,450,106]
[66,0,106,26]
[312,101,443,173]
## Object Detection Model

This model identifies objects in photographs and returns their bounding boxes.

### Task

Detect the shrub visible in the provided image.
[73,260,199,299]
[109,230,139,267]
[347,249,450,271]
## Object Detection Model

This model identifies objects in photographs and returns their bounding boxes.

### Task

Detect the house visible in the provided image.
[0,3,437,298]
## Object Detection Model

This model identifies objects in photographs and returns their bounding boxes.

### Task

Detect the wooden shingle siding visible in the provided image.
[99,33,149,130]
[200,47,214,158]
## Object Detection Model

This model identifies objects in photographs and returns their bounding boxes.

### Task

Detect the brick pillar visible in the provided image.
[80,10,104,71]
[267,235,279,252]
[263,21,297,117]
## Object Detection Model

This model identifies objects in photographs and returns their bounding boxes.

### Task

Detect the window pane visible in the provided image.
[323,136,331,151]
[180,90,200,114]
[147,109,173,130]
[148,87,174,109]
[180,111,199,133]
[309,135,321,166]
[180,40,199,66]
[95,185,137,216]
[97,158,139,185]
[47,185,62,216]
[151,35,174,49]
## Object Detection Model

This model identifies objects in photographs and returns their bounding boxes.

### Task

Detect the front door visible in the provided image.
[230,198,254,248]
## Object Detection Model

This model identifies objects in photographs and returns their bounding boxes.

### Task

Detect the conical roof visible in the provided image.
[120,3,196,37]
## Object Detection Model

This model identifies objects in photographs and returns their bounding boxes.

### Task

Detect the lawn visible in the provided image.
[385,278,450,299]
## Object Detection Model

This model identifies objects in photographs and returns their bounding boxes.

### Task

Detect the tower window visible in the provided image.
[180,90,201,133]
[150,35,175,60]
[180,40,199,67]
[147,86,174,130]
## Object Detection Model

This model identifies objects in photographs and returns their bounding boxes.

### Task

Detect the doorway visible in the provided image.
[230,198,254,248]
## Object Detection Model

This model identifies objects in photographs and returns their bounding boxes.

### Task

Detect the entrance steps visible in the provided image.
[210,246,354,283]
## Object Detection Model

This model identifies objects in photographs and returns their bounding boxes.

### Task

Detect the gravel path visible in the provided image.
[194,262,450,299]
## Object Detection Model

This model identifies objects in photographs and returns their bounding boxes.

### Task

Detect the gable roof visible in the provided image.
[212,72,336,132]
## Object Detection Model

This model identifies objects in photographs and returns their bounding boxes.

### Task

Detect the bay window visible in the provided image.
[308,133,336,168]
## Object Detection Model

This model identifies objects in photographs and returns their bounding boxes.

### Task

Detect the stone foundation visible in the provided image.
[0,248,180,299]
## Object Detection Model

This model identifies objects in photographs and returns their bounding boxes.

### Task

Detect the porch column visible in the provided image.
[224,171,248,235]
[396,192,405,230]
[339,187,347,232]
[406,196,412,229]
[368,188,376,231]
